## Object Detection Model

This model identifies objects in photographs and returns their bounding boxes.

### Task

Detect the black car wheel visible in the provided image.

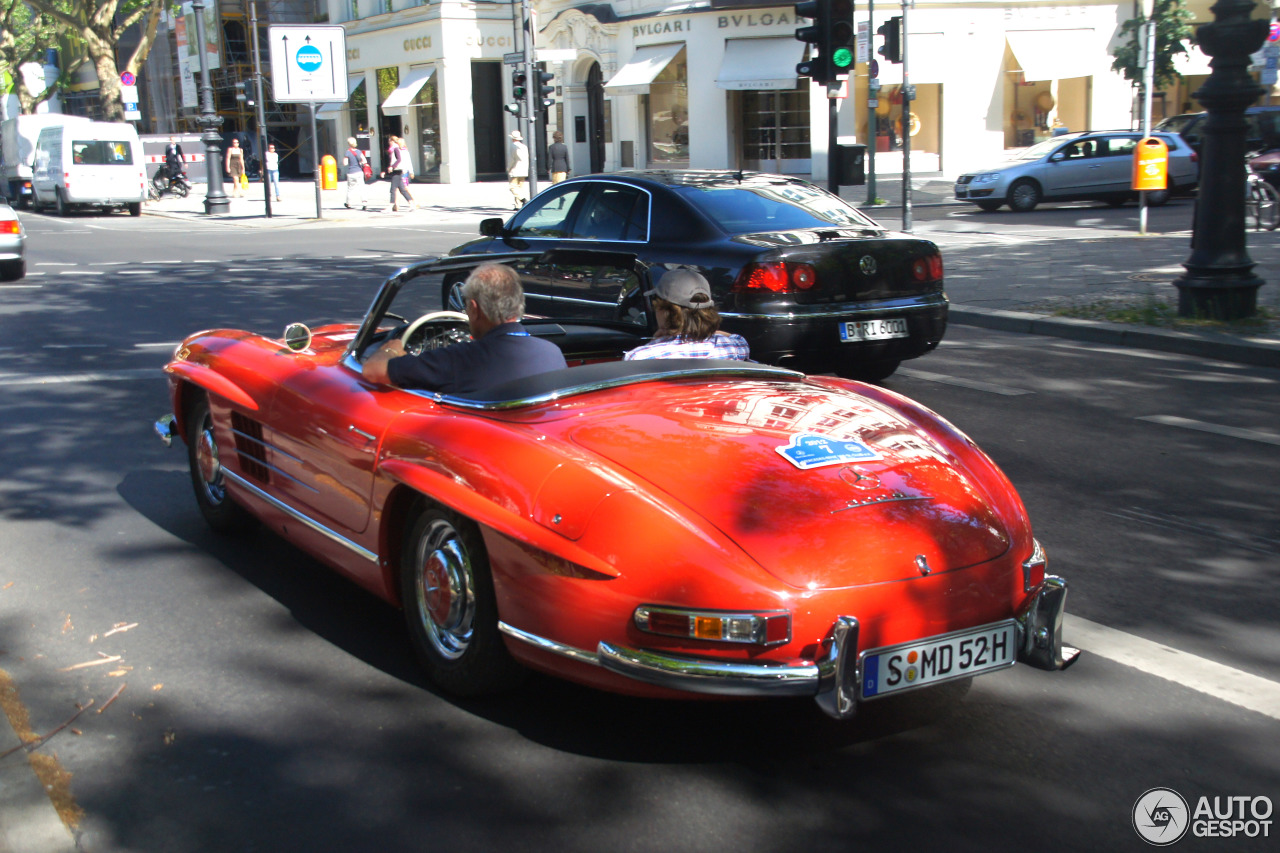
[975,201,1002,212]
[127,202,141,217]
[186,394,253,533]
[1145,188,1171,207]
[54,189,67,217]
[1105,197,1127,208]
[1007,180,1041,212]
[0,259,24,281]
[401,503,525,696]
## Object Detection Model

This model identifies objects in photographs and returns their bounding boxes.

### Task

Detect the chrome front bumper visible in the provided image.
[500,575,1079,721]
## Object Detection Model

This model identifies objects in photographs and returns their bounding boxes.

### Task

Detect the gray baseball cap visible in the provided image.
[647,269,712,308]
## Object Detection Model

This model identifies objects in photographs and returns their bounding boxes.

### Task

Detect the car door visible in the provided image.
[549,183,651,318]
[1042,138,1109,197]
[1092,135,1140,195]
[488,183,591,314]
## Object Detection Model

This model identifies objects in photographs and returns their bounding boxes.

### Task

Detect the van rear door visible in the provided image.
[68,138,143,201]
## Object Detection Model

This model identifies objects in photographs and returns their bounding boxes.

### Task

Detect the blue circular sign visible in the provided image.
[296,45,323,73]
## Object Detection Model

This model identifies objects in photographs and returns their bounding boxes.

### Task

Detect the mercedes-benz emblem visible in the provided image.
[859,256,877,276]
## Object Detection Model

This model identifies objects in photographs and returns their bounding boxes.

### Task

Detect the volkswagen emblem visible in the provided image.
[859,256,877,276]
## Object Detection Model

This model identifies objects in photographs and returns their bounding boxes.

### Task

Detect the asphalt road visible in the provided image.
[1,204,1277,852]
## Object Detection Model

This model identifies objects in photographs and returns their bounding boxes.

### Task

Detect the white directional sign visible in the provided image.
[268,25,348,103]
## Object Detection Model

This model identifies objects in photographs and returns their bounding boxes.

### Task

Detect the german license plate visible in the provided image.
[839,318,908,342]
[860,620,1017,699]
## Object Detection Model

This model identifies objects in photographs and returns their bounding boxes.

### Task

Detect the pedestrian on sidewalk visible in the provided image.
[344,138,367,210]
[226,139,246,197]
[508,130,529,209]
[265,143,281,202]
[385,135,414,212]
[548,131,570,183]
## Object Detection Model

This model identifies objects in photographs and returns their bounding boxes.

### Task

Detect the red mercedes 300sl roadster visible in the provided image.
[156,252,1077,719]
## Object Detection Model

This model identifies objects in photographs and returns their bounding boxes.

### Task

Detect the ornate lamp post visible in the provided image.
[1173,0,1269,319]
[192,0,229,215]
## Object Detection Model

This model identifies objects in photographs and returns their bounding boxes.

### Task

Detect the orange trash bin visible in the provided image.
[320,154,338,190]
[1132,137,1168,191]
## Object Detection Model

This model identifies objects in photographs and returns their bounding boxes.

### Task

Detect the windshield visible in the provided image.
[72,140,135,165]
[1008,137,1070,161]
[675,183,877,234]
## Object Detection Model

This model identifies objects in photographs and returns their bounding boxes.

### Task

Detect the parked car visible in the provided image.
[0,197,25,281]
[1159,105,1280,154]
[154,251,1078,719]
[954,130,1199,212]
[449,170,947,383]
[1249,147,1280,188]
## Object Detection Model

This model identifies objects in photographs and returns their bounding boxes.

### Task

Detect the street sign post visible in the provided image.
[268,25,348,219]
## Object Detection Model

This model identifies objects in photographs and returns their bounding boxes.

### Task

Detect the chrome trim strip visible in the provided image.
[348,425,376,442]
[721,294,949,322]
[597,642,820,697]
[438,364,804,411]
[231,427,306,467]
[222,469,378,563]
[231,451,320,494]
[498,622,600,665]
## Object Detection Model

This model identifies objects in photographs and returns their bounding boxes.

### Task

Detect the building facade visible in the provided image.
[319,0,1261,182]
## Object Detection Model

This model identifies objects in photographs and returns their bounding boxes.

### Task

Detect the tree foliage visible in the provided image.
[0,0,82,114]
[1111,0,1196,92]
[26,0,169,121]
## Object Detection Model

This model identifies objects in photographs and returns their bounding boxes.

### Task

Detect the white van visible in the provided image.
[32,121,147,216]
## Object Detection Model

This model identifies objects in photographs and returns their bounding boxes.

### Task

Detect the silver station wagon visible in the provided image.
[954,131,1199,212]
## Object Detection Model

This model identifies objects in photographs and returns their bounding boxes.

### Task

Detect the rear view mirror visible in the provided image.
[480,218,504,237]
[282,323,312,352]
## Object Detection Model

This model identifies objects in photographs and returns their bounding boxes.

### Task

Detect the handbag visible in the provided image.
[362,162,373,182]
[240,174,248,189]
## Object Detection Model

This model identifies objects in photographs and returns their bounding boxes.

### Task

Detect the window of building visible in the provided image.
[644,48,688,168]
[411,73,441,182]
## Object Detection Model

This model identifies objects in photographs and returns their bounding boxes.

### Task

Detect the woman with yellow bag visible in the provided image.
[226,138,246,198]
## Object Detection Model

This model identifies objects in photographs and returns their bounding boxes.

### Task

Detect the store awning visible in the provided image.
[316,75,365,116]
[1006,29,1096,81]
[716,37,804,90]
[1174,40,1212,76]
[604,43,684,96]
[380,67,436,117]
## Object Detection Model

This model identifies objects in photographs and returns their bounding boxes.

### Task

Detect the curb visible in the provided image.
[0,718,76,853]
[949,305,1280,369]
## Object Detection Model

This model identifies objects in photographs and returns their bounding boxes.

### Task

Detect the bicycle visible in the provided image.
[1245,170,1280,231]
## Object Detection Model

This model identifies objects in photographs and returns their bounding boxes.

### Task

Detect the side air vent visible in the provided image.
[230,412,270,484]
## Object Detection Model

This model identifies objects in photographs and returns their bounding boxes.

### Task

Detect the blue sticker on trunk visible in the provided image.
[776,433,881,469]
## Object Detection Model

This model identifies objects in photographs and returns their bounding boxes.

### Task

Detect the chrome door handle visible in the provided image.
[348,426,376,442]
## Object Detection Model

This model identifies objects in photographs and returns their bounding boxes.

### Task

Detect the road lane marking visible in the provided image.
[1065,615,1280,722]
[0,368,156,386]
[897,367,1033,396]
[1137,415,1280,447]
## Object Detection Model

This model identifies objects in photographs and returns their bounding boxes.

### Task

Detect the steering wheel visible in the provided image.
[400,310,470,355]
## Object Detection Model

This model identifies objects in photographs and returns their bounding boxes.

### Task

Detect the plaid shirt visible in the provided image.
[624,333,751,361]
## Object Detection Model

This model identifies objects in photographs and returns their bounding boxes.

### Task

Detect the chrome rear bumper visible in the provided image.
[499,574,1079,721]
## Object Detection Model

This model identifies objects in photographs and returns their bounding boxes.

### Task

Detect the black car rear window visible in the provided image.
[674,184,875,234]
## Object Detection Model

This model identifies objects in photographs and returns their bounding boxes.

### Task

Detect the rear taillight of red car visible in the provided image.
[911,252,944,284]
[634,606,791,646]
[732,261,818,294]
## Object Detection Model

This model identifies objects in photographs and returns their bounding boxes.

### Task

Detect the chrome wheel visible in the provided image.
[1008,180,1041,212]
[411,517,477,660]
[185,395,252,533]
[444,278,467,312]
[195,415,226,506]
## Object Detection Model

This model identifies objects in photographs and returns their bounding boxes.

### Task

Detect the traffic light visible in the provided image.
[827,0,855,81]
[235,81,254,107]
[537,65,555,109]
[794,0,831,84]
[512,69,527,100]
[877,15,902,64]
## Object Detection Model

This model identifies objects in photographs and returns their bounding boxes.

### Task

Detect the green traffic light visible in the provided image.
[832,47,853,68]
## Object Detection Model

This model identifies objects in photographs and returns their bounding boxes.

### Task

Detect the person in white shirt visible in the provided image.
[507,130,529,210]
[265,143,281,202]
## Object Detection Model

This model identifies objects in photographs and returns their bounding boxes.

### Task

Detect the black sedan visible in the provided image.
[448,170,946,382]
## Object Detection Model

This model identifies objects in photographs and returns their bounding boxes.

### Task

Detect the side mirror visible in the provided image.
[282,323,312,352]
[480,217,505,237]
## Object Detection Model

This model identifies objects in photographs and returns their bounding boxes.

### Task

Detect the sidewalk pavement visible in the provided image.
[143,173,1280,369]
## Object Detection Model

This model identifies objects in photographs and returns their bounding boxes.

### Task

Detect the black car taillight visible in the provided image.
[911,252,943,283]
[733,261,818,293]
